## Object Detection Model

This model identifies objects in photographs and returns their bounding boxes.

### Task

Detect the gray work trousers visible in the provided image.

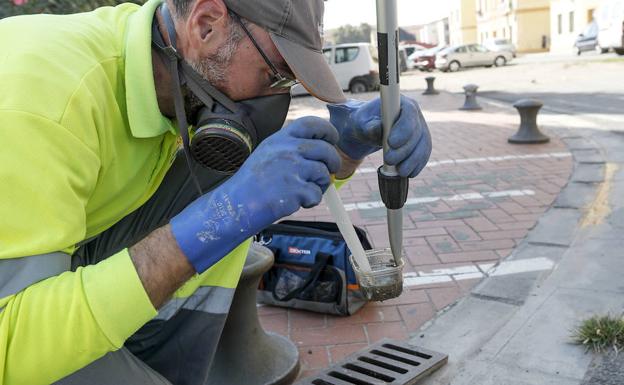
[56,151,233,385]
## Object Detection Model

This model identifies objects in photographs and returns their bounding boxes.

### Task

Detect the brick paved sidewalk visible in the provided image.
[258,90,573,379]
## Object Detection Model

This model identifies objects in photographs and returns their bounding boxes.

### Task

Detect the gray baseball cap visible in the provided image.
[224,0,347,104]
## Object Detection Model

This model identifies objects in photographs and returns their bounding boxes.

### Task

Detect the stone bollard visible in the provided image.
[422,76,439,95]
[459,84,482,111]
[206,244,300,385]
[508,99,550,144]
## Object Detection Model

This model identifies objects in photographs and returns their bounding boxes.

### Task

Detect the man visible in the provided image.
[0,0,431,383]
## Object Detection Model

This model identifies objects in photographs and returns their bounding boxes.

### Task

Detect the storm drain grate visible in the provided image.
[296,339,448,385]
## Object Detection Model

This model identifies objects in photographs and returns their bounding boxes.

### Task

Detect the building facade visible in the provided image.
[477,0,551,52]
[549,0,601,53]
[418,18,450,45]
[449,0,478,45]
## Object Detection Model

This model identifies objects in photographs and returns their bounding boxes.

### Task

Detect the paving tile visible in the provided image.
[404,244,440,266]
[296,369,320,382]
[328,343,369,363]
[455,278,483,293]
[571,149,605,164]
[571,163,605,183]
[496,248,513,258]
[497,201,527,215]
[458,239,516,251]
[298,346,330,370]
[481,208,516,223]
[411,261,478,275]
[447,225,482,242]
[427,285,462,310]
[402,227,448,237]
[426,235,462,253]
[366,322,409,343]
[527,208,582,247]
[464,216,499,231]
[554,182,598,209]
[290,310,327,330]
[511,196,544,208]
[375,288,430,306]
[398,302,436,332]
[479,229,528,240]
[434,210,479,220]
[259,312,289,336]
[327,305,401,327]
[403,237,429,247]
[291,325,367,347]
[498,220,537,230]
[415,219,466,228]
[437,250,499,263]
[257,305,287,316]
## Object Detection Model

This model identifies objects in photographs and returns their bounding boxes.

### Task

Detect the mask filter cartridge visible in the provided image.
[191,115,254,174]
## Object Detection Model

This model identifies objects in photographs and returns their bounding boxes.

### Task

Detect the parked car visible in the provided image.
[484,38,517,57]
[291,43,379,96]
[401,44,426,69]
[595,0,624,55]
[409,46,446,71]
[435,44,513,72]
[398,47,409,73]
[575,21,599,55]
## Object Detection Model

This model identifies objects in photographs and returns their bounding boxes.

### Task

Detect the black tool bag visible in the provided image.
[255,220,372,316]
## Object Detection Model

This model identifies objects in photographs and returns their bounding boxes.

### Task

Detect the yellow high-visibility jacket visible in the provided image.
[0,1,248,383]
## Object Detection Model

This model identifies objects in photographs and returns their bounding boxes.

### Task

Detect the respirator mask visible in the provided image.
[151,4,292,192]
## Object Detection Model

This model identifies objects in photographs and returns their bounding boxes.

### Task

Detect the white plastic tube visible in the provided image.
[324,185,372,272]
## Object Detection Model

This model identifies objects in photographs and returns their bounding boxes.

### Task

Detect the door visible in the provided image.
[468,44,493,66]
[451,46,471,67]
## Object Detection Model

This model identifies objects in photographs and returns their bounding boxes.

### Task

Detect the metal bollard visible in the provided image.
[422,76,439,95]
[459,84,482,111]
[206,244,300,385]
[508,99,550,144]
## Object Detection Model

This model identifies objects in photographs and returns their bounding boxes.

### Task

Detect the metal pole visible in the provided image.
[376,0,406,264]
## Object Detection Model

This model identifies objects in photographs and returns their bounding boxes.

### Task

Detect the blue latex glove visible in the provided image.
[170,117,341,273]
[328,95,432,178]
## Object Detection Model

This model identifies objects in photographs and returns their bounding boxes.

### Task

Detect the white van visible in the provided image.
[291,43,380,96]
[595,0,624,55]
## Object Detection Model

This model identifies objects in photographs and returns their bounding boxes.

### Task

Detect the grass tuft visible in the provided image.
[572,314,624,353]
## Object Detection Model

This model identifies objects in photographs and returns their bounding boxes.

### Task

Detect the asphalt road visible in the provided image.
[582,351,624,385]
[399,52,624,132]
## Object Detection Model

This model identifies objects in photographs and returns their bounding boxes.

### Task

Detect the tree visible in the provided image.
[333,23,373,44]
[1,0,145,19]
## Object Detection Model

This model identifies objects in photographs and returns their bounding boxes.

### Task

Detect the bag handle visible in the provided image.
[272,252,331,302]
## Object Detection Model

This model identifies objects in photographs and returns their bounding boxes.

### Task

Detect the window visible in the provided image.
[405,47,416,57]
[558,14,562,34]
[569,11,574,32]
[323,48,332,64]
[335,47,360,64]
[585,21,598,37]
[470,44,489,52]
[455,46,468,53]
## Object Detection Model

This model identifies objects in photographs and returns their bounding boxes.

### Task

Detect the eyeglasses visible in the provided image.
[231,13,299,90]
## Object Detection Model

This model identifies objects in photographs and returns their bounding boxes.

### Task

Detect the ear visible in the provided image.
[185,0,229,56]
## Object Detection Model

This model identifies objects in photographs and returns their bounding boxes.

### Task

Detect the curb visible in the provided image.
[407,121,608,384]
